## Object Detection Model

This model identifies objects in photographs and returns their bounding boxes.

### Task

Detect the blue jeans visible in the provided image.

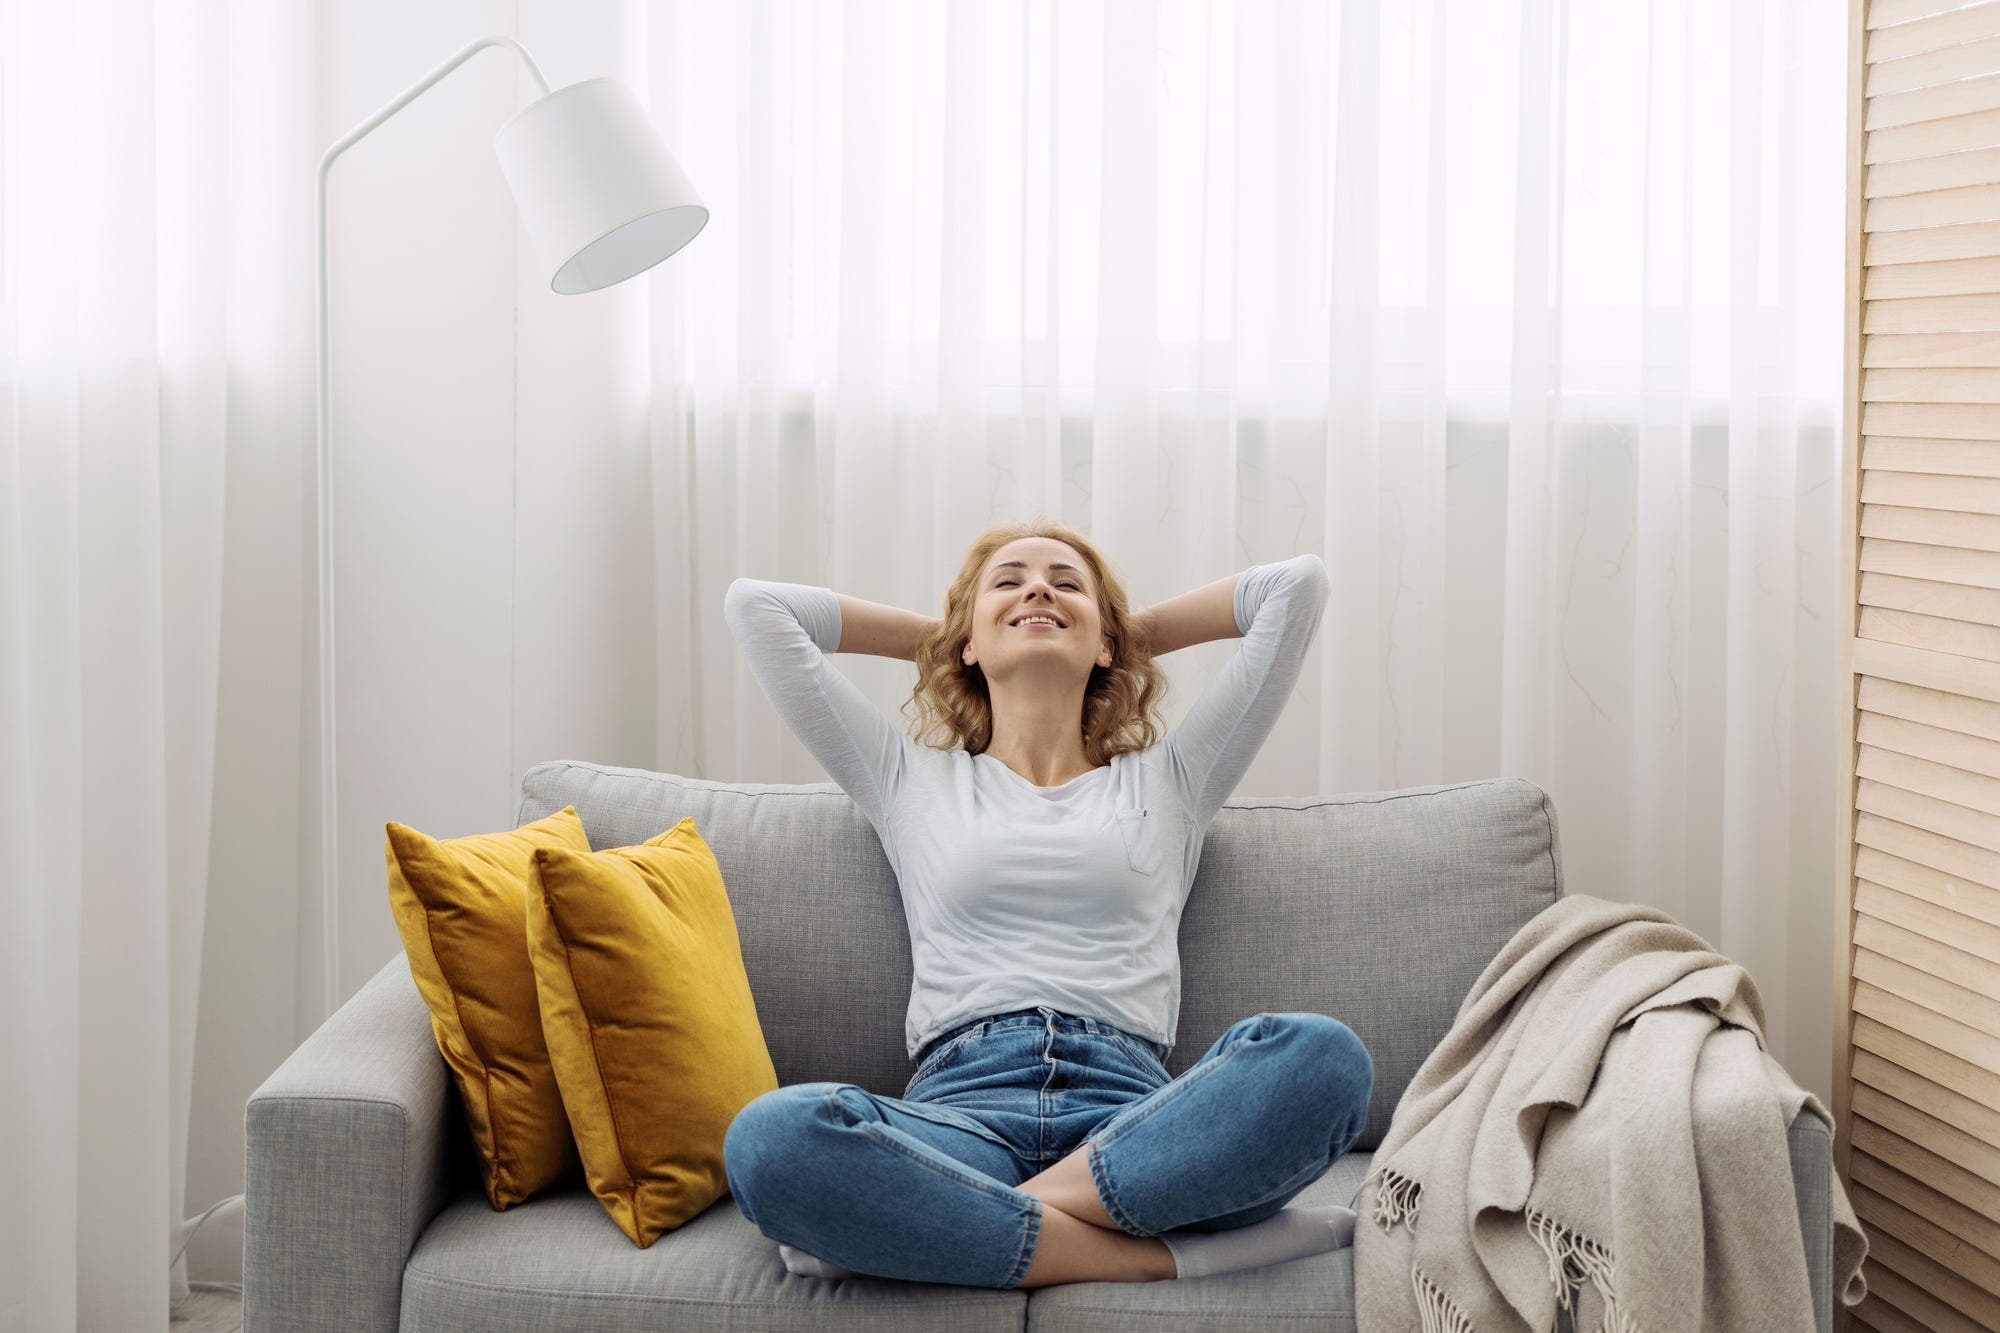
[721,1005,1374,1288]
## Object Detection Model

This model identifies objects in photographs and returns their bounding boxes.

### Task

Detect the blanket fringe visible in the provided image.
[1372,1166,1424,1234]
[1526,1206,1640,1333]
[1413,1266,1476,1333]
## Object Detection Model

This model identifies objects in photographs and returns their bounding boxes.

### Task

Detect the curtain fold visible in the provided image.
[0,0,311,1323]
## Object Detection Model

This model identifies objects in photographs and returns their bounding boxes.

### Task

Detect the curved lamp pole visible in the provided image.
[313,35,707,1015]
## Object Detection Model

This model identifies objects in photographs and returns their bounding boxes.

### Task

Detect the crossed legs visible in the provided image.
[1014,1142,1176,1287]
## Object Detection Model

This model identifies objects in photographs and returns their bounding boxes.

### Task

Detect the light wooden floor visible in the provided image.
[170,1289,242,1333]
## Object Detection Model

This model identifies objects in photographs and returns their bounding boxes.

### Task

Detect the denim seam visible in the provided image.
[1006,1197,1043,1288]
[1092,1034,1249,1153]
[1235,1150,1339,1217]
[1107,1030,1168,1073]
[887,1098,1018,1155]
[846,1112,1036,1287]
[912,1027,982,1083]
[824,1088,1016,1200]
[1084,1039,1253,1235]
[1087,1137,1148,1236]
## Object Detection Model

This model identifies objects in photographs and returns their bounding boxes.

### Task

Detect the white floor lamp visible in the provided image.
[313,35,707,1016]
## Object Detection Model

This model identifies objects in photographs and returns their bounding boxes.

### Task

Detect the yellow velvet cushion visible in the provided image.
[383,806,589,1210]
[524,816,779,1248]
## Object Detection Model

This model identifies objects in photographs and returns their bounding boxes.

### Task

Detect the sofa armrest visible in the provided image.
[1788,1108,1835,1333]
[244,952,456,1333]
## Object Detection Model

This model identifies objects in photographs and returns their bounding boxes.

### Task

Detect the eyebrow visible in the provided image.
[991,561,1083,580]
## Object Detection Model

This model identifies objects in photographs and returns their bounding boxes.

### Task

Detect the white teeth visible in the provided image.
[1015,616,1061,628]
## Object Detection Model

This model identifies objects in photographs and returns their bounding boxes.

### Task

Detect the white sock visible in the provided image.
[778,1241,860,1279]
[1159,1204,1357,1280]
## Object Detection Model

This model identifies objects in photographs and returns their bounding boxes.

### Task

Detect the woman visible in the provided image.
[719,516,1372,1289]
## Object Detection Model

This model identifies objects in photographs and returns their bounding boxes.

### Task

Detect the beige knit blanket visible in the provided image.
[1354,894,1869,1332]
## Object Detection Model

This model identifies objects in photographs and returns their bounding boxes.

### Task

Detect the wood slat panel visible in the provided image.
[1857,876,2000,963]
[1861,434,2000,472]
[1872,0,2000,32]
[1863,400,2000,436]
[1868,1,2000,56]
[1864,33,2000,98]
[1861,1255,1989,1333]
[1848,940,2000,1040]
[1860,536,2000,591]
[1861,501,2000,549]
[1852,8,2000,1315]
[1870,34,2000,97]
[1860,570,2000,624]
[1853,1114,2000,1223]
[1862,604,2000,657]
[1865,331,2000,364]
[1854,1010,2000,1111]
[1861,470,2000,512]
[1869,152,2000,201]
[1860,672,2000,742]
[1863,1226,2000,1327]
[1855,810,2000,892]
[1864,294,2000,330]
[1867,69,2000,131]
[1859,707,2000,778]
[1866,216,2000,262]
[1856,842,2000,926]
[1856,745,2000,817]
[1867,107,2000,166]
[1859,775,2000,852]
[1852,1184,2000,1301]
[1852,1127,2000,1255]
[1854,635,2000,702]
[1853,1045,2000,1162]
[1863,366,2000,400]
[1854,980,2000,1077]
[1867,181,2000,230]
[1853,1292,1930,1333]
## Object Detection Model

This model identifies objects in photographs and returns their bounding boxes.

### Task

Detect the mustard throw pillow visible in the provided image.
[384,806,589,1210]
[524,816,780,1248]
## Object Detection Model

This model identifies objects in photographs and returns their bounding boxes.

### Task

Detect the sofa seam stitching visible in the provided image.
[1537,784,1561,898]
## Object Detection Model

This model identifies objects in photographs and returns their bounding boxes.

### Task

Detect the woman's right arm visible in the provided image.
[833,593,939,662]
[723,578,921,844]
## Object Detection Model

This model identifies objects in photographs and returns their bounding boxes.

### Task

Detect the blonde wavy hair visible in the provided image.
[901,517,1171,762]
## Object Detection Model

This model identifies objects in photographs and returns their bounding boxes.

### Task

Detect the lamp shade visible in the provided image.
[493,77,707,294]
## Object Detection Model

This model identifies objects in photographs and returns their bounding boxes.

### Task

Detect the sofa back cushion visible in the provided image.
[518,761,1564,1152]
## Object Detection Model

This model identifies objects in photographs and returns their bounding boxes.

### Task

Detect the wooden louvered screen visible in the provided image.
[1843,1,2000,1330]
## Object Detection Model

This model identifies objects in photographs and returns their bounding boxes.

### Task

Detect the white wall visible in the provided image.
[186,1,659,1283]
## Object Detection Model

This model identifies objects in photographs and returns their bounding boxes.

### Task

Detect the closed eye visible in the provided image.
[999,579,1080,590]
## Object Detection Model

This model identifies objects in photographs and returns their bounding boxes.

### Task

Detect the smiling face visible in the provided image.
[961,537,1114,681]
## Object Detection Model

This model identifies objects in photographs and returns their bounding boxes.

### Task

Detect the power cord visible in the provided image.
[171,1193,245,1275]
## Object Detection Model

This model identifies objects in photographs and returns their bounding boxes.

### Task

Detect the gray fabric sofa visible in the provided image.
[245,760,1837,1331]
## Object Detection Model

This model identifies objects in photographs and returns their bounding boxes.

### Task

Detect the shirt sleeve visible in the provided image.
[1164,554,1331,829]
[722,577,915,849]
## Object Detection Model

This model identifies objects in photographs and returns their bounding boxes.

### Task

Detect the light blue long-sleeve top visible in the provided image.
[722,553,1331,1062]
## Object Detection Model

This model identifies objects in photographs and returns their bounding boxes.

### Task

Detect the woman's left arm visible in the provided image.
[1131,571,1246,657]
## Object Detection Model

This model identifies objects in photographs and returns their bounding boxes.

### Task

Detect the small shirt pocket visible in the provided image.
[1115,807,1167,876]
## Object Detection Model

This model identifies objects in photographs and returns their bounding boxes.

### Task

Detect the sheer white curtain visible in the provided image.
[648,0,1845,1101]
[0,0,310,1325]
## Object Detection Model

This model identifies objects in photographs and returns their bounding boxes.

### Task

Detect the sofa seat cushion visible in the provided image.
[400,1187,1026,1330]
[400,1151,1375,1330]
